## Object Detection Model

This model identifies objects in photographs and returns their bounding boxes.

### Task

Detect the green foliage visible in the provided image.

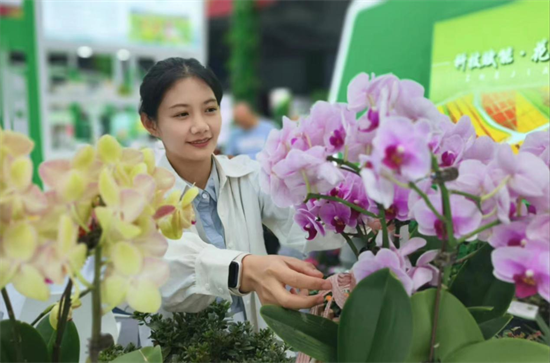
[407,289,484,362]
[36,316,80,363]
[261,305,338,362]
[111,346,162,363]
[99,343,137,362]
[133,301,291,363]
[0,320,50,362]
[338,268,413,363]
[228,0,259,108]
[450,243,515,320]
[443,338,550,362]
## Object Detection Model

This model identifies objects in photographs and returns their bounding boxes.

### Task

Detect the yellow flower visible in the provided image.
[0,221,49,301]
[158,187,198,240]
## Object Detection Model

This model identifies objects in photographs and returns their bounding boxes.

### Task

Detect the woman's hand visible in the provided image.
[240,255,330,309]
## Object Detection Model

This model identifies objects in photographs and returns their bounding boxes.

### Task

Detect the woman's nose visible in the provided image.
[190,115,208,134]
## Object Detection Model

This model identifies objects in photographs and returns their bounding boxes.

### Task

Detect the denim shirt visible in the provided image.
[184,160,246,319]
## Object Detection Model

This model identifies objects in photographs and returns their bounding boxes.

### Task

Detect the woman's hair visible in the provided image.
[139,57,223,120]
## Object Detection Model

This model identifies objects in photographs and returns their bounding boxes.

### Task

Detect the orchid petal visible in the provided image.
[57,214,78,254]
[111,242,143,276]
[60,169,85,202]
[120,189,146,222]
[126,280,161,313]
[10,157,33,191]
[99,169,120,207]
[102,274,128,310]
[39,160,71,188]
[12,264,49,301]
[4,222,37,261]
[142,148,156,174]
[72,145,95,170]
[97,135,122,163]
[181,187,199,208]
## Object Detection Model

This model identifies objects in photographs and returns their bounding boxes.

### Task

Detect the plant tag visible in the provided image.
[507,301,538,320]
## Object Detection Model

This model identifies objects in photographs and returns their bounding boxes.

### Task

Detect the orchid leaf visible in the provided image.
[261,305,338,362]
[338,268,413,362]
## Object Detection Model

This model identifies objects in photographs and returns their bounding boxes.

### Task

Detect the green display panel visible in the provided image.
[330,0,514,103]
[0,0,43,185]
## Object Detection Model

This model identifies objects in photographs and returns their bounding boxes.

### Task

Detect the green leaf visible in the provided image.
[111,346,163,363]
[444,338,550,362]
[0,320,50,362]
[406,289,484,362]
[36,315,80,363]
[338,268,413,363]
[260,305,338,362]
[450,243,515,320]
[478,314,513,339]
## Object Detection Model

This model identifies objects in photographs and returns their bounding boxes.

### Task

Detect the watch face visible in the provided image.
[228,261,239,288]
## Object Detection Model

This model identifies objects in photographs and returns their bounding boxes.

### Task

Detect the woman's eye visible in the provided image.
[206,107,218,113]
[176,112,189,118]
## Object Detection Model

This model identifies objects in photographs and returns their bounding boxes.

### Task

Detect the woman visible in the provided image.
[139,58,343,330]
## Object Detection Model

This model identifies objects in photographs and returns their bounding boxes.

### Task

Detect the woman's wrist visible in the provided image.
[240,254,260,294]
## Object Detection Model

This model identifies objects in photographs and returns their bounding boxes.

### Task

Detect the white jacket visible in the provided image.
[159,154,344,331]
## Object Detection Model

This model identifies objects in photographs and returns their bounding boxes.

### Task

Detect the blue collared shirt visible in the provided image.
[185,160,246,319]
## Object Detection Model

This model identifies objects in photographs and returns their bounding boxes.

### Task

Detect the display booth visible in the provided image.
[330,0,549,147]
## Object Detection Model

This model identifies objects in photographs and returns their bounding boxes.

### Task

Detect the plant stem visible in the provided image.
[339,165,361,176]
[456,220,500,244]
[409,182,445,222]
[53,280,73,362]
[394,220,402,249]
[377,204,390,249]
[429,262,444,363]
[342,233,360,258]
[327,155,360,172]
[449,189,481,203]
[305,193,378,218]
[31,304,55,327]
[90,247,103,363]
[1,288,23,363]
[535,313,550,346]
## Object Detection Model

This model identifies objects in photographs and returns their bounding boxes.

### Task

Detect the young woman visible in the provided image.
[139,58,343,330]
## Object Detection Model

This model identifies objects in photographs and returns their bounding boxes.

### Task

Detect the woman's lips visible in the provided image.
[187,138,211,148]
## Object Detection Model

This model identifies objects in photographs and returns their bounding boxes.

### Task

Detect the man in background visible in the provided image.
[224,101,275,160]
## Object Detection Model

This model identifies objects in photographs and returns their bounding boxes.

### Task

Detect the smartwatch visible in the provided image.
[228,253,250,296]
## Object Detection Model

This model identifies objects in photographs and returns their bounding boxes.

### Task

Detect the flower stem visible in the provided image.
[377,204,390,249]
[305,193,378,219]
[90,246,103,363]
[53,280,73,363]
[326,155,360,172]
[481,176,510,202]
[342,233,360,258]
[31,288,92,327]
[449,189,482,210]
[456,220,500,244]
[409,182,445,222]
[429,263,444,362]
[1,288,23,363]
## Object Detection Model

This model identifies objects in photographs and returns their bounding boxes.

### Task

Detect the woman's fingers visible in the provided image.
[281,256,324,278]
[272,285,324,310]
[279,268,331,290]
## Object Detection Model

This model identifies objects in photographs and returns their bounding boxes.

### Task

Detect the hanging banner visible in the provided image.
[430,0,549,146]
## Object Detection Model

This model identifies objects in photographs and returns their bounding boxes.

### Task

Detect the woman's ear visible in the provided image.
[140,113,160,138]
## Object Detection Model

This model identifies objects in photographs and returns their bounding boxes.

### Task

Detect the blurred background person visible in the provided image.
[224,101,275,159]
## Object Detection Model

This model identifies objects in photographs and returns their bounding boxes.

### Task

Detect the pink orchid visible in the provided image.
[412,194,482,241]
[492,247,549,302]
[270,146,344,208]
[521,130,550,167]
[319,201,352,233]
[352,249,414,295]
[371,116,431,181]
[294,208,326,240]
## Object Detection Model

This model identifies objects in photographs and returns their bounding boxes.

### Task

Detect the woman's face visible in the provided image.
[147,77,221,163]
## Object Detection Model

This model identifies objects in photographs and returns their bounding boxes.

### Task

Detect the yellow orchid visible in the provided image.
[0,221,49,301]
[0,155,48,222]
[36,214,88,285]
[49,302,74,330]
[158,187,198,240]
[101,243,169,313]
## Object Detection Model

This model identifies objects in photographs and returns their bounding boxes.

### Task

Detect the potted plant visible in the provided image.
[0,129,197,363]
[256,73,550,362]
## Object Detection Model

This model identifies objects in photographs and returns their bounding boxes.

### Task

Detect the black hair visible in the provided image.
[139,57,223,120]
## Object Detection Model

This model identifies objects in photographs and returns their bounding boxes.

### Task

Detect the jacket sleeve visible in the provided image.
[251,164,345,254]
[160,232,244,313]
